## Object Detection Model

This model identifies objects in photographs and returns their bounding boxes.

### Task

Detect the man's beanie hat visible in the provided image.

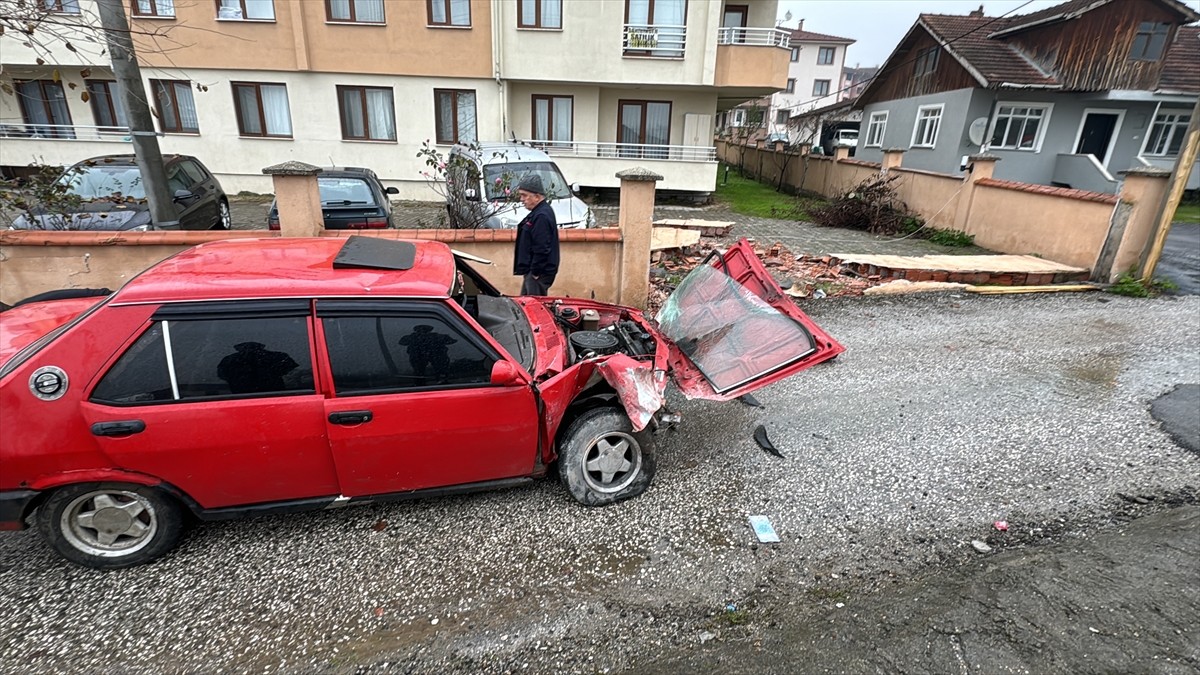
[518,174,545,195]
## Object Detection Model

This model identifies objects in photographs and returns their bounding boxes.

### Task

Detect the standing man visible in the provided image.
[513,174,559,295]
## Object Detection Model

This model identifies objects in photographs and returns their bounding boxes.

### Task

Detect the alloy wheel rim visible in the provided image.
[582,431,641,494]
[59,490,159,558]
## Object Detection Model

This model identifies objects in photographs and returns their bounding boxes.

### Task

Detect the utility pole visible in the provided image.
[1140,97,1200,283]
[94,0,179,229]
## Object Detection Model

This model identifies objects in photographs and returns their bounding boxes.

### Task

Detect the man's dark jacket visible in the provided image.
[513,199,559,277]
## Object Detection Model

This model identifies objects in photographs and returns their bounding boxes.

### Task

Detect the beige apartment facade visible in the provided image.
[1,0,789,198]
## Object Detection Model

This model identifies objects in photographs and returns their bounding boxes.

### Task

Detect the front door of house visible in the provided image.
[1075,112,1122,166]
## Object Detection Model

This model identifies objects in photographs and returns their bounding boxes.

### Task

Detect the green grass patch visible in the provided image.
[1107,270,1178,297]
[926,228,976,247]
[1174,202,1200,224]
[714,164,823,220]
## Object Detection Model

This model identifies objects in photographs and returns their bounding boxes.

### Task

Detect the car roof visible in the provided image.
[454,143,553,165]
[319,167,377,179]
[111,238,457,305]
[73,154,191,168]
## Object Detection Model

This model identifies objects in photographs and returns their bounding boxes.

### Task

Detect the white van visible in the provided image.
[446,142,595,229]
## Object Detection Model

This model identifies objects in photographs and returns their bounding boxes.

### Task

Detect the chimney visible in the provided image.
[798,18,804,31]
[969,4,984,17]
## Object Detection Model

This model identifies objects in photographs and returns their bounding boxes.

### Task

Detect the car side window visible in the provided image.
[165,163,191,193]
[322,313,494,395]
[177,160,207,185]
[91,316,314,404]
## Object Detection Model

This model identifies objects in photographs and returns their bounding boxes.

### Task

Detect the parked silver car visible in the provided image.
[445,142,595,230]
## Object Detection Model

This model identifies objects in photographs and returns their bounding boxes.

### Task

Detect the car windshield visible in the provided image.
[61,165,145,200]
[655,259,816,394]
[483,162,570,201]
[319,177,378,206]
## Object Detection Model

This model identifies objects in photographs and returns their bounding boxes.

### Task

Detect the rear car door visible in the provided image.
[317,299,540,497]
[658,239,845,400]
[79,300,340,508]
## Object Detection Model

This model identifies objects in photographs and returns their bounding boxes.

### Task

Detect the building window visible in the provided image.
[326,0,384,23]
[911,105,942,148]
[989,103,1050,151]
[532,94,572,144]
[428,0,470,27]
[434,89,477,144]
[86,80,128,130]
[1130,22,1171,61]
[812,80,830,96]
[150,79,199,133]
[817,46,835,65]
[44,0,81,13]
[217,0,275,20]
[232,82,292,138]
[774,109,789,125]
[1145,110,1192,156]
[865,111,887,147]
[785,78,795,93]
[337,85,395,141]
[914,46,939,76]
[624,0,686,58]
[618,99,671,158]
[519,0,561,28]
[132,0,175,17]
[790,46,800,62]
[15,80,74,138]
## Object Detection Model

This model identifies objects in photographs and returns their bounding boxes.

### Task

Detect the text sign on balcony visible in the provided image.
[628,27,658,49]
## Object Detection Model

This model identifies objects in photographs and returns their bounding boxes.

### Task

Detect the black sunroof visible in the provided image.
[333,236,416,271]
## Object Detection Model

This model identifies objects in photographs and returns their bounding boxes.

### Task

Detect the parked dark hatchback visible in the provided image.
[10,154,230,231]
[268,167,398,230]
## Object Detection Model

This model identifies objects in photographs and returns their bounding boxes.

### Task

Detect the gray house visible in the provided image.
[853,0,1199,193]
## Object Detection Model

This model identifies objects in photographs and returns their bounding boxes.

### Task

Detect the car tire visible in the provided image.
[37,483,185,569]
[558,407,656,506]
[214,199,231,230]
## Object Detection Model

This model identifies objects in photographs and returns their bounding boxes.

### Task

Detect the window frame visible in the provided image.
[434,88,478,145]
[15,79,75,138]
[865,110,887,147]
[816,46,836,65]
[150,79,199,134]
[531,94,573,144]
[1129,21,1172,61]
[812,79,830,97]
[44,0,82,13]
[85,79,126,130]
[1142,109,1193,157]
[914,45,939,76]
[427,0,471,27]
[910,103,943,148]
[616,98,673,158]
[216,0,276,21]
[790,46,800,62]
[335,85,396,142]
[324,0,385,24]
[231,81,293,139]
[987,101,1053,152]
[785,78,795,94]
[131,0,175,18]
[518,0,562,29]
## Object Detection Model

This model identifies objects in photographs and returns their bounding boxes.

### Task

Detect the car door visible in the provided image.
[316,299,540,497]
[167,159,217,229]
[657,239,846,401]
[78,300,341,509]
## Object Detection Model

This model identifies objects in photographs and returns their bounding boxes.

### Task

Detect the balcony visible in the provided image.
[522,140,717,192]
[0,124,133,169]
[714,27,791,101]
[622,24,687,58]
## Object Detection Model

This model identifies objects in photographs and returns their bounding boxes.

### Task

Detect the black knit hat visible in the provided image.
[517,174,545,195]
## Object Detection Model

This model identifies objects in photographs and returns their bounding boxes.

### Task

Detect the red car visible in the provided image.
[0,237,843,568]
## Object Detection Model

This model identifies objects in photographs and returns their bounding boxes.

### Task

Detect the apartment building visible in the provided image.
[0,0,791,198]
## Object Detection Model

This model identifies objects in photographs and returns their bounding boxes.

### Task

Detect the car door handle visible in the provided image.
[91,420,146,437]
[329,410,373,425]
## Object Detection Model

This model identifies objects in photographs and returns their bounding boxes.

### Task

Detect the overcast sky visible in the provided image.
[775,0,1082,68]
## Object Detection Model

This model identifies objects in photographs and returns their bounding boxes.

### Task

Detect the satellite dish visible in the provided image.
[967,117,989,147]
[784,10,793,21]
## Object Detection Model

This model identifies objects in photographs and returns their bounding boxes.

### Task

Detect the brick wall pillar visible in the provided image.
[953,154,1000,233]
[833,146,851,161]
[881,147,906,174]
[1098,167,1172,282]
[263,161,323,237]
[615,167,662,309]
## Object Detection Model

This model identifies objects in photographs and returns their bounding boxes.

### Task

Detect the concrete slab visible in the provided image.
[651,227,701,251]
[652,219,735,237]
[829,254,1087,274]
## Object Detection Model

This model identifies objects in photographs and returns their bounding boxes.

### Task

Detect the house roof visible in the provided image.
[1160,25,1200,92]
[989,0,1200,38]
[919,13,1059,88]
[790,28,855,45]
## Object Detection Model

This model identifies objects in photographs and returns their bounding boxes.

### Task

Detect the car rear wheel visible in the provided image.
[37,483,184,569]
[214,199,231,230]
[558,407,656,506]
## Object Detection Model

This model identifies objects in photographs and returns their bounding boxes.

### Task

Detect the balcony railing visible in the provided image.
[524,140,716,162]
[0,123,133,141]
[622,23,686,57]
[716,27,790,48]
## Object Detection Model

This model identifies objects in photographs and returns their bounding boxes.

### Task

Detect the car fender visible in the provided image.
[27,468,165,492]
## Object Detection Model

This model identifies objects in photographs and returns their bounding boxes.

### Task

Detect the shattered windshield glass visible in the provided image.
[655,261,816,394]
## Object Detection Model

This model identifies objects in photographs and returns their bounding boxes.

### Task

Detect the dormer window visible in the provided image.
[1130,22,1171,61]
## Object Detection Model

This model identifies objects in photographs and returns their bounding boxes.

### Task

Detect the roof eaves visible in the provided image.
[918,17,992,88]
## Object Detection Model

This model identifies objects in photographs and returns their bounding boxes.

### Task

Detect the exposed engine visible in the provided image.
[555,302,656,364]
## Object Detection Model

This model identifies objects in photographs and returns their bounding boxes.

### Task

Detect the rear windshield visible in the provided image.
[319,177,378,206]
[482,162,570,201]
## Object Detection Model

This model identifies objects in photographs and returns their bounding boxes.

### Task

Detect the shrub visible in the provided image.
[926,228,975,247]
[809,173,916,235]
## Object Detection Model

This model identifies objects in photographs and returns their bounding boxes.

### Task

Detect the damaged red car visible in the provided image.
[0,236,843,568]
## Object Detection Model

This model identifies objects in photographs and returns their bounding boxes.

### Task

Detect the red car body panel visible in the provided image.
[0,297,104,364]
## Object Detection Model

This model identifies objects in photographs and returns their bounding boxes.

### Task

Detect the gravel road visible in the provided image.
[1,291,1197,674]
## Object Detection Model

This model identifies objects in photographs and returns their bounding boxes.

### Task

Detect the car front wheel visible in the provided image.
[558,407,656,506]
[37,483,184,569]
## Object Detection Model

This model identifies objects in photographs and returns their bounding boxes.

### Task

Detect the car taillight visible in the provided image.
[355,217,389,229]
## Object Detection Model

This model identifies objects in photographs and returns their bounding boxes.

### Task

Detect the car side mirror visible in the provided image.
[385,186,399,195]
[465,187,478,200]
[570,182,580,194]
[172,189,194,202]
[490,360,525,386]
